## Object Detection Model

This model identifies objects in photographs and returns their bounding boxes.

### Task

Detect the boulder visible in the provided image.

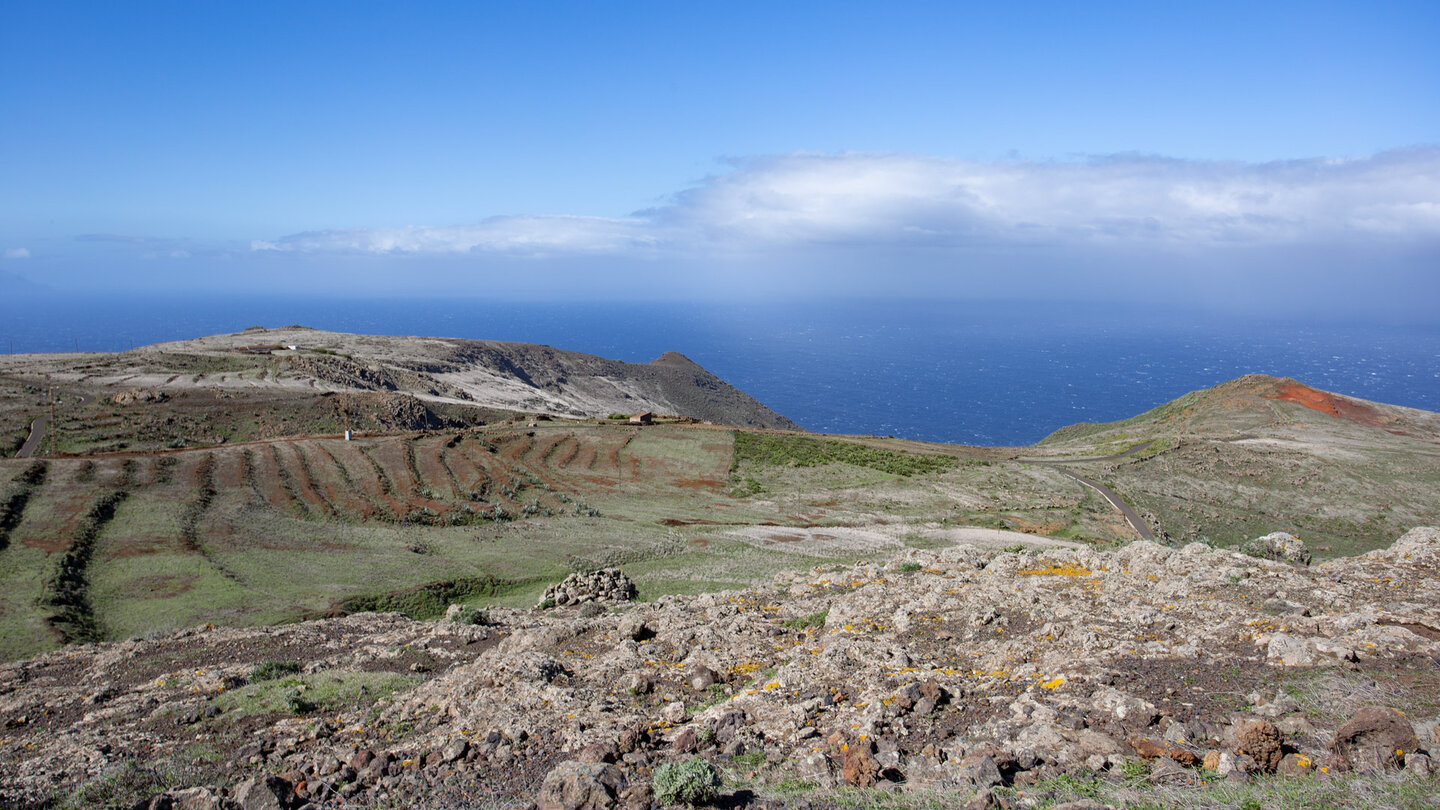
[1127,734,1200,767]
[1239,532,1312,565]
[842,739,880,787]
[953,754,1004,789]
[231,775,294,810]
[1330,706,1420,772]
[536,761,626,810]
[1234,719,1283,772]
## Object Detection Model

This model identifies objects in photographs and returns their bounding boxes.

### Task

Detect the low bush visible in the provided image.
[652,758,721,806]
[250,659,302,682]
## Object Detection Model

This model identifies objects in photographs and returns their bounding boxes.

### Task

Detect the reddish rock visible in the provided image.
[671,727,699,753]
[842,739,880,787]
[1276,752,1314,777]
[1127,734,1200,767]
[1235,719,1283,772]
[1331,706,1420,773]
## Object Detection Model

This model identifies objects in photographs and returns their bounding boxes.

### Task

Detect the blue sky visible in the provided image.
[2,1,1437,317]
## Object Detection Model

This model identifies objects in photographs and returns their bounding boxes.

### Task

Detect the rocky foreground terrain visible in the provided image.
[3,529,1438,809]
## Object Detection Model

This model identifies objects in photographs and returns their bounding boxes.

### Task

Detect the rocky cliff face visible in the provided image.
[3,529,1438,808]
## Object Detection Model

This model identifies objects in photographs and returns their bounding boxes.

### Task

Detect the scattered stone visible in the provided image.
[1277,752,1314,777]
[962,788,999,809]
[166,787,226,810]
[111,388,170,405]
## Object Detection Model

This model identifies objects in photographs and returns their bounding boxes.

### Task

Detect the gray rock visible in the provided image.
[232,775,294,810]
[442,738,468,763]
[166,788,229,810]
[953,754,1004,789]
[1240,532,1312,565]
[660,701,687,723]
[535,760,625,810]
[539,570,637,609]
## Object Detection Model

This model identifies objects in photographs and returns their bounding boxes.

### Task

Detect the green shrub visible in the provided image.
[652,758,721,806]
[449,605,490,625]
[898,561,922,573]
[783,610,828,630]
[250,659,302,682]
[283,687,316,715]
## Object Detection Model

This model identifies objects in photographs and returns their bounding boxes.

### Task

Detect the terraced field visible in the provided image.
[1,422,1097,661]
[0,427,629,660]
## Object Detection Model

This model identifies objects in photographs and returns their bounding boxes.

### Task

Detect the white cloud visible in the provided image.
[253,149,1440,261]
[3,248,31,259]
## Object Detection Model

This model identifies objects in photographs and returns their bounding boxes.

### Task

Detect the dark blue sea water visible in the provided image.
[4,295,1438,446]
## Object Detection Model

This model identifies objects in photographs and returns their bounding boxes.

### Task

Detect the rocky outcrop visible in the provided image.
[2,529,1438,808]
[1238,531,1312,566]
[539,568,638,607]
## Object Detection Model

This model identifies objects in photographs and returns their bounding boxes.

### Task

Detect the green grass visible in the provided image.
[337,575,529,619]
[733,433,958,477]
[783,610,829,630]
[210,670,421,723]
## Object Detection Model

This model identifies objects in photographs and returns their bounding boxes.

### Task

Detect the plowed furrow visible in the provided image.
[526,434,565,466]
[313,444,386,518]
[246,447,303,518]
[447,443,495,500]
[413,438,456,498]
[368,441,417,496]
[276,442,337,519]
[548,436,581,469]
[352,444,411,516]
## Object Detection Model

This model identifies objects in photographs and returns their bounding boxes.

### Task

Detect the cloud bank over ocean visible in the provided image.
[11,148,1439,319]
[254,149,1440,257]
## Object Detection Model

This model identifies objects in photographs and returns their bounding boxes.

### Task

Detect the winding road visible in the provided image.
[1017,441,1157,540]
[15,392,92,458]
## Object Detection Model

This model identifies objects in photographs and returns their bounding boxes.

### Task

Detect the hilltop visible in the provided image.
[1034,374,1440,551]
[0,326,798,456]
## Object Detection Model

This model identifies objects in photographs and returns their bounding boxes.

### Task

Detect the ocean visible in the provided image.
[4,295,1438,446]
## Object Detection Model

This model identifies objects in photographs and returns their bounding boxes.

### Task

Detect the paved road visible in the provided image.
[15,393,92,458]
[1017,441,1157,540]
